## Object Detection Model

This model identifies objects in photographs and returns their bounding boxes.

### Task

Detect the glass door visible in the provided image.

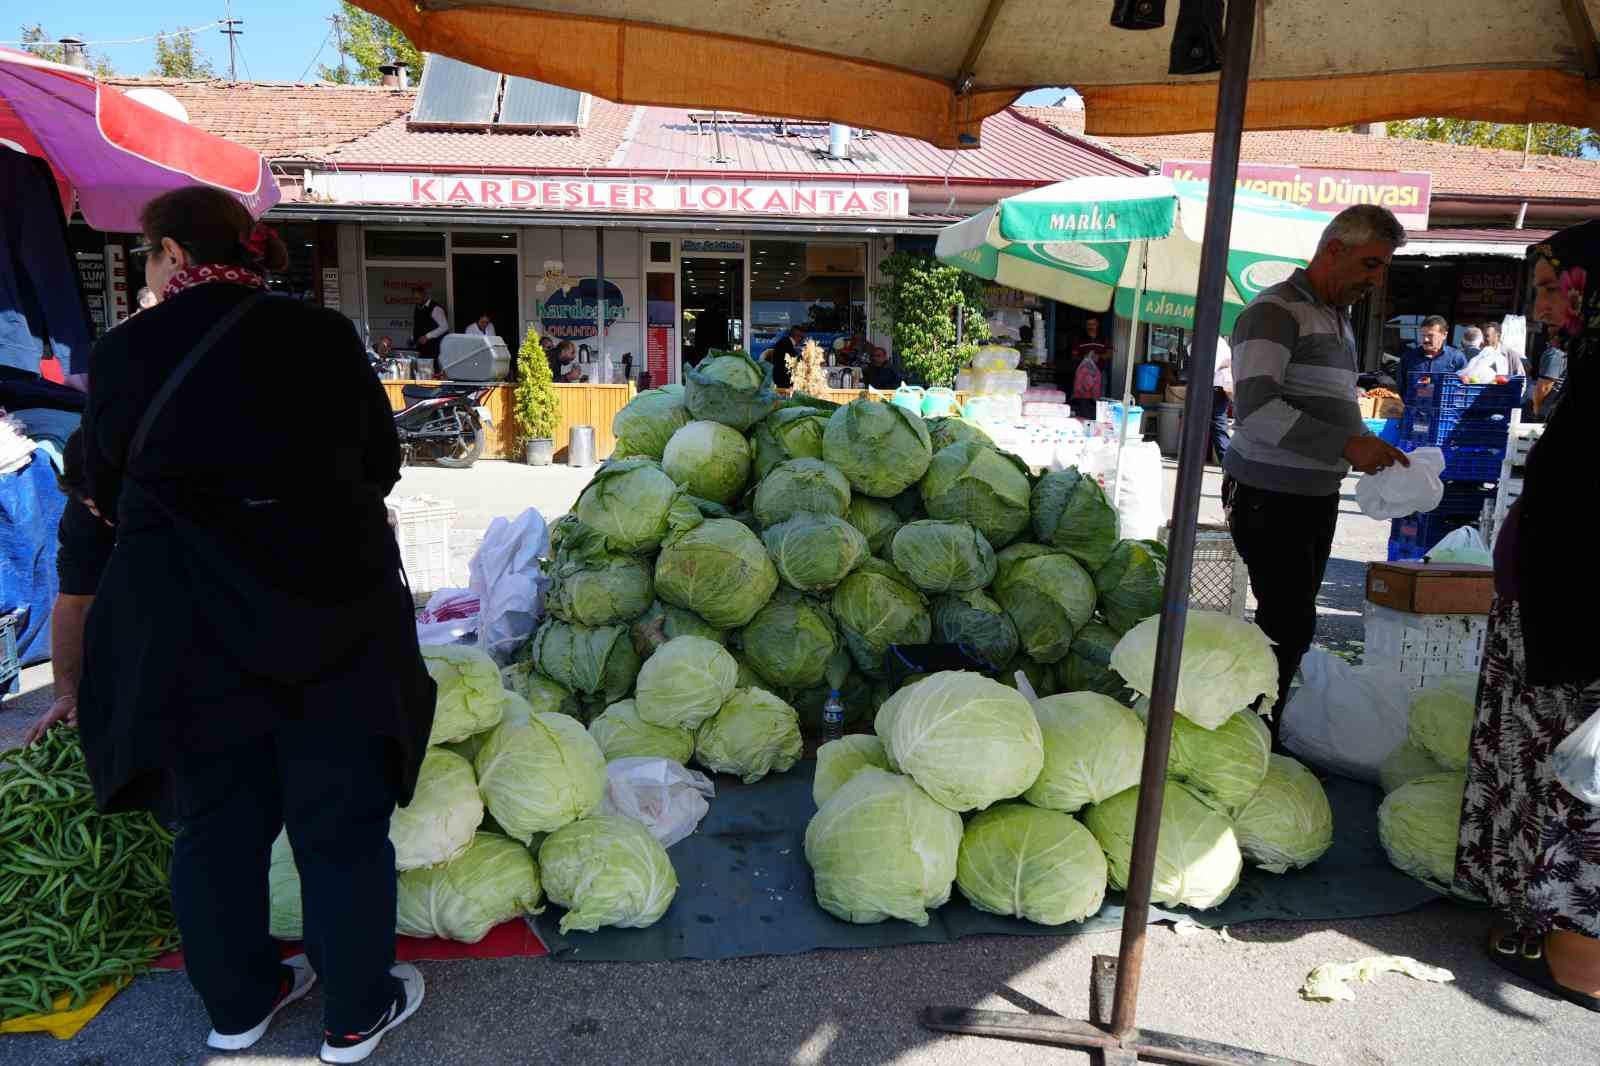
[680,254,745,370]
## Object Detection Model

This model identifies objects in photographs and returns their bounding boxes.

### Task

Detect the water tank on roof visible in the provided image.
[123,88,190,123]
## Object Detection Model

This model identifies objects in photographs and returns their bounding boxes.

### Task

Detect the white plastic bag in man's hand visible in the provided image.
[1554,711,1600,806]
[1282,650,1412,783]
[1356,447,1445,520]
[599,757,716,848]
[470,508,549,662]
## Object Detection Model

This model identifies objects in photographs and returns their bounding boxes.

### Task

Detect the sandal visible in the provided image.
[1488,936,1600,1013]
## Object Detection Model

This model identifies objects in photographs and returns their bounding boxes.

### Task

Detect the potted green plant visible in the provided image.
[513,325,561,465]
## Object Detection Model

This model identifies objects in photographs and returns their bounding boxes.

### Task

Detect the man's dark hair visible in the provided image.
[557,340,576,357]
[1421,315,1449,332]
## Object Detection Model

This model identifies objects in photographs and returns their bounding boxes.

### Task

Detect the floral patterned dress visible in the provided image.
[1455,598,1600,937]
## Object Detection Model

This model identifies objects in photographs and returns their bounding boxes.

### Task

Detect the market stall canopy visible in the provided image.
[934,175,1330,333]
[351,0,1600,148]
[0,48,279,232]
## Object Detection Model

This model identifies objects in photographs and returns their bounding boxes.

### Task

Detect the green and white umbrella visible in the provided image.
[936,175,1332,335]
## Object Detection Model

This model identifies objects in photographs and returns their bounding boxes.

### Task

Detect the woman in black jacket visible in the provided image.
[77,187,435,1063]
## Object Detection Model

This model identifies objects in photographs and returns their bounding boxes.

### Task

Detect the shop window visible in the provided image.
[649,240,672,264]
[451,231,517,249]
[268,221,318,303]
[365,229,446,261]
[749,239,865,360]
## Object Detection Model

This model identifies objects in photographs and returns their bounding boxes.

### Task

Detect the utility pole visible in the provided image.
[328,14,348,81]
[221,0,244,81]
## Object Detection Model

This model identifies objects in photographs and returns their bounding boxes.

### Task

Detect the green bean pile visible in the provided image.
[0,728,179,1021]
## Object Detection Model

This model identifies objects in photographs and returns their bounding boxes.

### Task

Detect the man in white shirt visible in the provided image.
[1460,325,1510,383]
[410,285,449,361]
[464,313,496,338]
[1210,334,1233,464]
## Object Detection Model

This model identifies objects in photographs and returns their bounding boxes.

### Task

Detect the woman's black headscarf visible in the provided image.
[1517,220,1595,684]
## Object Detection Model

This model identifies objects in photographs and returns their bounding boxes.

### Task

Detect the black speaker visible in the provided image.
[1110,0,1166,30]
[1169,0,1224,74]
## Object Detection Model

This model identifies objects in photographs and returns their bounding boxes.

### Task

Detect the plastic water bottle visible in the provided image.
[822,690,845,743]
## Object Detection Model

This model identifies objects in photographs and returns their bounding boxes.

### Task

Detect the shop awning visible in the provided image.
[351,1,1599,148]
[1399,228,1557,259]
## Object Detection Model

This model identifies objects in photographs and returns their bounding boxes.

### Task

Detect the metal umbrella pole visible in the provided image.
[1108,238,1149,509]
[923,2,1307,1062]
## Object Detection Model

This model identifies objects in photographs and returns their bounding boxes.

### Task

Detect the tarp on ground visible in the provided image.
[536,759,1442,961]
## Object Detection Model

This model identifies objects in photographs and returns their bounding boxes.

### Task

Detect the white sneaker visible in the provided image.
[318,963,425,1064]
[206,954,317,1051]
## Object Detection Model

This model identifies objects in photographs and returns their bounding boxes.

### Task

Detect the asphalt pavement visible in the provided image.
[5,460,1582,1066]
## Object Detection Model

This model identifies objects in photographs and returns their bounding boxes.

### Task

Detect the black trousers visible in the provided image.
[169,714,399,1035]
[1226,479,1340,745]
[1210,388,1232,466]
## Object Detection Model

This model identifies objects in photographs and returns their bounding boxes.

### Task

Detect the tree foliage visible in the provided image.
[19,24,117,77]
[320,3,423,85]
[151,30,215,79]
[871,252,990,389]
[1382,118,1597,158]
[513,325,561,444]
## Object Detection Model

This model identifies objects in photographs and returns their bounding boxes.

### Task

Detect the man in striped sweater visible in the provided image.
[1225,205,1411,747]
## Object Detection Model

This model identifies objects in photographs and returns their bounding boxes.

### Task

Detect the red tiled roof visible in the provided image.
[325,98,638,169]
[1018,116,1600,202]
[106,77,414,159]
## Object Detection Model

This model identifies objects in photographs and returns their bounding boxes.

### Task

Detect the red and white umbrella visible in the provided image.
[0,47,279,231]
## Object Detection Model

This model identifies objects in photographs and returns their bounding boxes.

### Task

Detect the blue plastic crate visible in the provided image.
[1397,441,1505,481]
[1408,373,1524,415]
[1379,417,1401,445]
[1397,406,1512,449]
[1436,481,1497,516]
[1389,510,1480,562]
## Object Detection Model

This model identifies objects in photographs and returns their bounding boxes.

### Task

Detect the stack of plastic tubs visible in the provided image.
[1386,372,1523,561]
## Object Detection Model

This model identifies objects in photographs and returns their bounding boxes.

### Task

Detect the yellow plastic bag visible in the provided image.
[0,979,128,1041]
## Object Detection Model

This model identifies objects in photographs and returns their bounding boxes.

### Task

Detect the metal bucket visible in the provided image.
[568,425,597,467]
[526,438,554,466]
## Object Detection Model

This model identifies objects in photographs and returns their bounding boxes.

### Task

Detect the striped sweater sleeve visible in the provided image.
[1228,299,1362,466]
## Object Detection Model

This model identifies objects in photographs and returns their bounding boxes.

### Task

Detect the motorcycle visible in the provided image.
[387,372,492,468]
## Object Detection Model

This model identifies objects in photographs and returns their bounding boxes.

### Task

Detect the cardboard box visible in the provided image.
[1136,392,1163,408]
[1366,562,1494,615]
[1163,385,1188,405]
[1359,395,1405,419]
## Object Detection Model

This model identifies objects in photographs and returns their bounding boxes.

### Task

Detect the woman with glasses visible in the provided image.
[79,187,435,1062]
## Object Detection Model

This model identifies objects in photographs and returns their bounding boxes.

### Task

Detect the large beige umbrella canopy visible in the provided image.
[355,0,1597,146]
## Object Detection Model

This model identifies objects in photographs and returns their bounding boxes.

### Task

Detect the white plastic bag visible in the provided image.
[1111,440,1166,542]
[1281,650,1412,783]
[1426,526,1492,566]
[1501,315,1528,377]
[470,508,550,663]
[1356,447,1445,519]
[599,757,716,848]
[415,588,479,645]
[1553,711,1600,806]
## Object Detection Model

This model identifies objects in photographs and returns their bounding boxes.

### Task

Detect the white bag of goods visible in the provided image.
[1281,650,1412,783]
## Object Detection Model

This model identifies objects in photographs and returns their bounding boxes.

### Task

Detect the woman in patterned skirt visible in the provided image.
[1455,221,1599,1011]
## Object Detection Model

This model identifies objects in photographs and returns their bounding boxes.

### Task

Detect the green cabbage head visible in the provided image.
[1232,754,1334,873]
[762,512,868,592]
[474,697,608,843]
[823,399,933,498]
[920,442,1032,549]
[694,687,804,784]
[396,832,544,943]
[813,735,891,806]
[930,589,1019,670]
[991,543,1097,664]
[628,600,727,660]
[574,458,701,554]
[421,644,507,745]
[662,420,753,503]
[1407,674,1477,771]
[389,747,484,870]
[804,767,963,925]
[685,349,776,431]
[831,558,931,677]
[956,803,1108,925]
[1025,692,1146,813]
[1085,782,1244,910]
[1138,702,1271,815]
[890,520,997,593]
[588,700,695,763]
[612,386,690,460]
[530,617,641,706]
[546,524,655,627]
[1379,741,1446,795]
[1110,611,1278,730]
[738,589,837,689]
[1094,539,1167,635]
[845,496,904,556]
[875,671,1043,812]
[927,416,995,452]
[539,815,679,933]
[1031,467,1119,570]
[1377,772,1467,893]
[751,406,830,478]
[654,518,779,628]
[500,662,581,718]
[753,458,852,528]
[634,635,740,730]
[1059,622,1130,699]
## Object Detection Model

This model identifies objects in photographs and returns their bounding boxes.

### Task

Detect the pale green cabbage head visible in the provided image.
[396,832,544,943]
[389,747,484,870]
[738,590,837,690]
[694,687,804,784]
[474,698,608,843]
[845,496,904,556]
[612,386,690,460]
[751,407,830,479]
[588,700,695,763]
[875,671,1043,812]
[753,458,852,528]
[803,768,963,926]
[1407,674,1477,771]
[421,644,507,745]
[762,512,868,592]
[1379,741,1447,795]
[539,815,679,933]
[890,520,997,594]
[920,442,1033,549]
[822,399,933,499]
[1031,467,1119,570]
[634,635,740,730]
[991,543,1098,664]
[685,349,776,431]
[1377,772,1467,893]
[813,735,891,807]
[654,518,779,628]
[1109,612,1278,730]
[956,803,1108,925]
[1232,754,1334,873]
[269,830,302,939]
[662,420,753,503]
[574,458,700,554]
[546,524,655,627]
[1084,782,1244,911]
[1138,703,1271,815]
[1024,692,1146,814]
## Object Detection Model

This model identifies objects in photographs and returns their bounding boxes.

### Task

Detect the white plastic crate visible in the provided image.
[386,494,457,597]
[1159,524,1249,619]
[0,609,19,691]
[1490,413,1543,540]
[1363,603,1485,685]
